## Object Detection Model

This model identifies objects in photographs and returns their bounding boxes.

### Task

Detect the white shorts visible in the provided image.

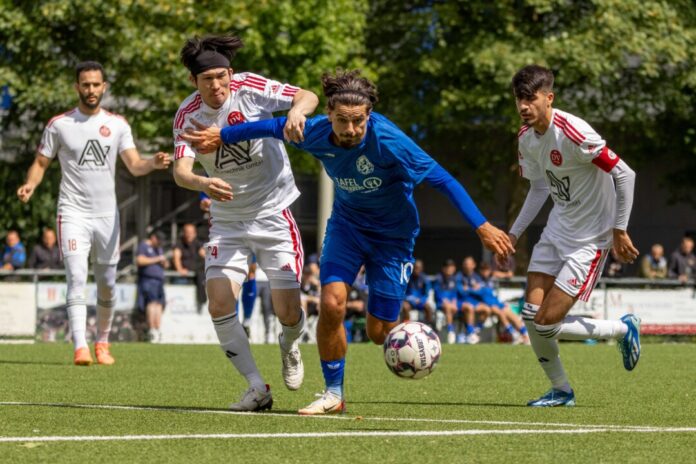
[528,232,609,302]
[205,208,303,289]
[57,213,120,265]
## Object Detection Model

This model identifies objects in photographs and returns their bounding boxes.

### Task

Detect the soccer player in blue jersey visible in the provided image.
[182,69,515,415]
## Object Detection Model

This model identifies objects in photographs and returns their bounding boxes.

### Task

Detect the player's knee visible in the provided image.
[534,311,555,326]
[320,295,347,325]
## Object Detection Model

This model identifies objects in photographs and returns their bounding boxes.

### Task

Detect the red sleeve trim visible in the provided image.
[592,146,620,172]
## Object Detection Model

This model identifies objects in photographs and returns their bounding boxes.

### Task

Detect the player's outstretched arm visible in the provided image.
[120,149,171,177]
[181,117,288,153]
[173,156,233,202]
[17,154,51,203]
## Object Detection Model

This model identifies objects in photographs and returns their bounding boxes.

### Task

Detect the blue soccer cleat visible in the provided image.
[527,388,576,407]
[619,314,641,371]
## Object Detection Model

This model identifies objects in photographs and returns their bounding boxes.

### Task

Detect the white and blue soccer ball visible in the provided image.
[383,322,441,379]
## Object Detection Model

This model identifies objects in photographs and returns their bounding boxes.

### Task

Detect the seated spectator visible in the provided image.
[432,258,460,344]
[478,262,529,345]
[456,256,491,344]
[2,229,26,271]
[668,236,696,283]
[29,227,62,270]
[136,231,168,343]
[400,259,433,326]
[639,243,668,280]
[172,223,206,311]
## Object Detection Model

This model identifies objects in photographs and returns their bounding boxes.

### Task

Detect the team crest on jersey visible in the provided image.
[99,125,111,137]
[356,155,374,175]
[79,140,109,167]
[215,141,252,168]
[550,149,563,166]
[227,111,245,126]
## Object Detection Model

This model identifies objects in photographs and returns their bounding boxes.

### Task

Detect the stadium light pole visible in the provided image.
[317,167,333,253]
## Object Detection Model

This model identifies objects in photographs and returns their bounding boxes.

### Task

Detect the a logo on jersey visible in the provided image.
[545,170,571,201]
[356,155,374,175]
[99,125,111,137]
[227,111,245,126]
[271,84,280,93]
[363,177,382,189]
[567,277,580,288]
[280,263,293,272]
[607,148,617,160]
[335,176,383,193]
[215,142,252,168]
[78,140,109,167]
[550,149,563,166]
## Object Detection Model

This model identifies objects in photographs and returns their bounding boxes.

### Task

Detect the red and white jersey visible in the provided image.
[517,109,621,245]
[173,72,301,221]
[38,108,136,218]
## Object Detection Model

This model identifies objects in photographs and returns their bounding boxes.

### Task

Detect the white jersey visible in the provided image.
[517,109,621,245]
[173,72,301,221]
[38,108,136,218]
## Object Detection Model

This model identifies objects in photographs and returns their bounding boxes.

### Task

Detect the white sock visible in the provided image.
[67,304,88,350]
[96,300,115,344]
[212,313,265,390]
[556,316,627,341]
[280,309,305,351]
[522,302,571,393]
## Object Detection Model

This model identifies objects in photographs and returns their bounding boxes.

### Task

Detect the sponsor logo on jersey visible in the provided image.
[550,149,563,166]
[78,140,109,167]
[227,111,245,126]
[335,176,383,193]
[545,170,571,201]
[99,125,111,137]
[363,177,382,189]
[356,155,374,174]
[215,141,252,168]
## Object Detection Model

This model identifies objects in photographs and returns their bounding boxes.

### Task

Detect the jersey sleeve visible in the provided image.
[517,139,544,181]
[117,119,136,154]
[172,100,198,161]
[37,124,60,159]
[233,72,301,113]
[374,114,436,184]
[556,113,616,169]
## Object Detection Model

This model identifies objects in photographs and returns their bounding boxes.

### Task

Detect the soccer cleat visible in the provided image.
[229,384,273,412]
[279,335,304,390]
[619,314,641,371]
[466,332,480,345]
[446,331,456,344]
[95,342,115,365]
[527,388,576,407]
[456,333,467,344]
[73,347,93,366]
[298,391,345,415]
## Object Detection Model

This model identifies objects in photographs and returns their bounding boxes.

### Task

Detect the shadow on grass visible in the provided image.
[351,399,529,408]
[0,359,66,366]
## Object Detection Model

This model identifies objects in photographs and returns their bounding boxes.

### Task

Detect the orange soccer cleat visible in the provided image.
[73,347,93,366]
[94,342,115,366]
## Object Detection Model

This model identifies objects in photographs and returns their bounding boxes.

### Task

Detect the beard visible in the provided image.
[79,92,104,109]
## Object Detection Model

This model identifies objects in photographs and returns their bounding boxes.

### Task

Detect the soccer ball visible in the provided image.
[383,322,441,379]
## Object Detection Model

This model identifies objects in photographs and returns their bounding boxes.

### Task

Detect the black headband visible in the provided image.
[190,50,231,76]
[331,88,373,101]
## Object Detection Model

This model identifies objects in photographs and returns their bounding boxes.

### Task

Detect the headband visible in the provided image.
[331,88,373,101]
[190,50,231,76]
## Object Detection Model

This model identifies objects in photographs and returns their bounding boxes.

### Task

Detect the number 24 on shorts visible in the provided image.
[208,245,218,259]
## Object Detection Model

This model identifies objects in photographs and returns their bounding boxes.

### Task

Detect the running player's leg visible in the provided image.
[251,208,306,390]
[59,215,92,365]
[92,214,120,364]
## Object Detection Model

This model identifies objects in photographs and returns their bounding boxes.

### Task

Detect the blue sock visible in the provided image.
[466,324,475,335]
[519,326,528,335]
[475,321,483,331]
[447,323,455,333]
[505,324,515,335]
[321,358,345,397]
[241,279,257,320]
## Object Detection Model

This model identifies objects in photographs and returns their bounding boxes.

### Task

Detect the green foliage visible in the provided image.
[0,0,368,241]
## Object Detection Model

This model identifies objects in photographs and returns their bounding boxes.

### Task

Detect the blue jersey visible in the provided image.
[456,271,486,301]
[433,273,459,307]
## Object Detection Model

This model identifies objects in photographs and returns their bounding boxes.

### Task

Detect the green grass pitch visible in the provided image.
[1,342,694,463]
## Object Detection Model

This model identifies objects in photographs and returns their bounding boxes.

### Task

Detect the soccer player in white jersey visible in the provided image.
[17,61,171,366]
[506,65,642,407]
[172,34,319,412]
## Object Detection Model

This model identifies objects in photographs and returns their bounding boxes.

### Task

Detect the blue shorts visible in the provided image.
[137,277,165,312]
[405,295,427,311]
[459,294,481,308]
[320,219,415,322]
[482,295,505,309]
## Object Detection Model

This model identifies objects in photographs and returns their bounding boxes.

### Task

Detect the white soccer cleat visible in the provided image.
[298,391,345,415]
[229,384,273,412]
[280,335,304,391]
[447,330,456,344]
[466,332,480,344]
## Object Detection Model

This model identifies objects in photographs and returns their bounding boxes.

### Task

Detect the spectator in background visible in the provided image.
[400,259,433,326]
[478,262,530,345]
[492,254,516,279]
[605,249,626,277]
[639,243,668,280]
[433,258,460,344]
[2,230,26,271]
[136,231,168,342]
[173,223,206,310]
[668,236,696,283]
[300,265,321,318]
[457,256,491,344]
[29,227,62,270]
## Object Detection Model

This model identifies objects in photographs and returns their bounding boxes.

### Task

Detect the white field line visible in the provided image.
[1,401,694,433]
[1,427,696,444]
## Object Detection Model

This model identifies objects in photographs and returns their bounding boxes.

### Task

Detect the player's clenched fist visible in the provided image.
[17,183,36,203]
[153,152,171,169]
[182,119,222,154]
